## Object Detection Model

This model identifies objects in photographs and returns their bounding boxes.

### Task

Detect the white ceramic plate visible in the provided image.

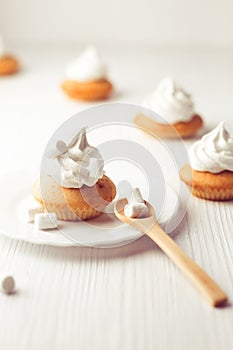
[0,104,190,248]
[0,171,181,248]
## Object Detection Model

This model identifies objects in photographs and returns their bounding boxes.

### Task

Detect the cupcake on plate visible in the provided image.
[33,128,116,220]
[61,47,113,101]
[180,122,233,201]
[0,36,20,76]
[135,77,203,138]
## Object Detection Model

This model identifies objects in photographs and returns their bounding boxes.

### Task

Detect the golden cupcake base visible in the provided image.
[180,164,233,201]
[0,56,20,76]
[32,175,116,221]
[134,113,203,138]
[61,79,113,101]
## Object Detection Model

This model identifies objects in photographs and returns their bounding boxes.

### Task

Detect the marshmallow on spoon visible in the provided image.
[124,188,149,218]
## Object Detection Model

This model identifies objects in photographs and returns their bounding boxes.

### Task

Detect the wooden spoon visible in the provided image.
[114,198,228,307]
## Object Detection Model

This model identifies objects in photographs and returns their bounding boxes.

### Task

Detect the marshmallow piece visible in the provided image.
[46,140,68,158]
[26,203,44,222]
[0,275,15,294]
[62,169,74,180]
[131,187,145,203]
[19,196,44,222]
[34,213,58,230]
[124,188,149,218]
[124,202,149,218]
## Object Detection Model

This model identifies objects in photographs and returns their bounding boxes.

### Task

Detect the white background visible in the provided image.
[0,2,233,350]
[0,0,233,49]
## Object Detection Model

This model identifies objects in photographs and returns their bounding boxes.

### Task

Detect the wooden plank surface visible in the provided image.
[0,48,232,350]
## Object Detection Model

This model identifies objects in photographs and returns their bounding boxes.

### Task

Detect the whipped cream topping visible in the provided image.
[189,122,233,173]
[145,77,195,124]
[50,128,104,188]
[65,47,107,82]
[124,188,149,218]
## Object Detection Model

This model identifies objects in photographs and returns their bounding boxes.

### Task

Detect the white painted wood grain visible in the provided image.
[0,48,233,350]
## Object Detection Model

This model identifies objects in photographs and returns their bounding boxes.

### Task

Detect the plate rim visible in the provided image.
[0,168,181,248]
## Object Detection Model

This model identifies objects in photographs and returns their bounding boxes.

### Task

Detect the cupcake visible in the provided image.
[0,36,20,76]
[180,122,233,201]
[135,77,203,138]
[61,47,113,101]
[33,128,116,220]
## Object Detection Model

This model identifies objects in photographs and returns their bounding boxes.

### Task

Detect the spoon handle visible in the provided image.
[146,223,228,307]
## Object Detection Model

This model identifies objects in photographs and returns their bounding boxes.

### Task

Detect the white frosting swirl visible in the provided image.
[124,188,149,218]
[51,128,104,188]
[145,77,195,124]
[189,122,233,173]
[65,47,107,82]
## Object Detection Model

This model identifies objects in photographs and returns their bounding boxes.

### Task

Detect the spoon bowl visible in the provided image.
[115,198,155,228]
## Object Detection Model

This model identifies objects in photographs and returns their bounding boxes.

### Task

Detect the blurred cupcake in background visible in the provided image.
[61,47,113,101]
[0,35,20,76]
[180,122,233,201]
[135,77,203,138]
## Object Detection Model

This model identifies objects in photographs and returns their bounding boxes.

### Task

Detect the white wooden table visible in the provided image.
[0,47,233,350]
